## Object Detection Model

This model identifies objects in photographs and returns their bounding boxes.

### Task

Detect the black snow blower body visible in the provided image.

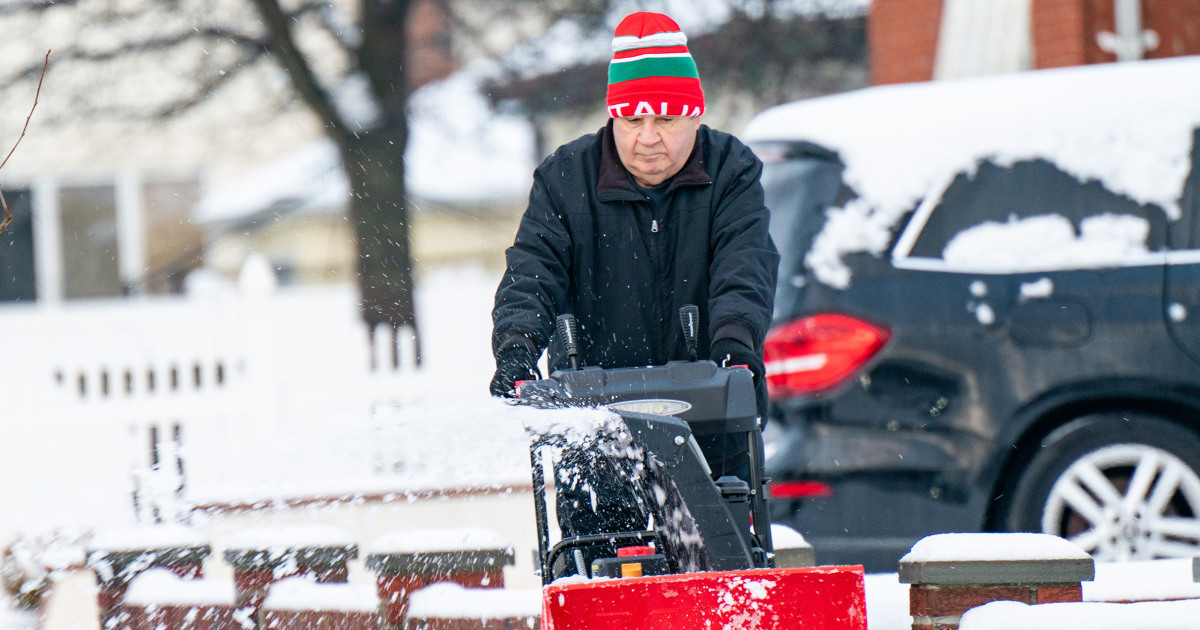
[519,306,775,584]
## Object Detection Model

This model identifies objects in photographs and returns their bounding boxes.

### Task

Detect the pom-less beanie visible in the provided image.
[606,12,705,118]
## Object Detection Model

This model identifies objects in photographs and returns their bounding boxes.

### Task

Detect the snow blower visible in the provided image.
[518,307,867,629]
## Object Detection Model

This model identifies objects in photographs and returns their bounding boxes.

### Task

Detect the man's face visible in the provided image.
[613,115,701,188]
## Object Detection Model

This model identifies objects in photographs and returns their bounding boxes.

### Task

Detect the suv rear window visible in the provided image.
[755,142,847,313]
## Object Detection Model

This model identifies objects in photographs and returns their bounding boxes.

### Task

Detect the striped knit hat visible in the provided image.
[606,12,704,118]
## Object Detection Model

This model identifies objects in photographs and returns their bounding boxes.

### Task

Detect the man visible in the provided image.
[491,11,778,471]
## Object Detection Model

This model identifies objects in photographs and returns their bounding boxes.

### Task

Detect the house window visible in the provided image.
[60,184,121,299]
[0,187,36,302]
[142,179,203,294]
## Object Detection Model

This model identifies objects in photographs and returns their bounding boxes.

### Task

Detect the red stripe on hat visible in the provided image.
[606,75,704,118]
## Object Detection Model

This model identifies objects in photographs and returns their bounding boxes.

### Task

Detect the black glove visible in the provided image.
[710,337,763,382]
[712,337,769,419]
[489,344,542,398]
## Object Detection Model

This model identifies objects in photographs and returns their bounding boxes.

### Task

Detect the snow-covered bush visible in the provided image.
[0,531,88,610]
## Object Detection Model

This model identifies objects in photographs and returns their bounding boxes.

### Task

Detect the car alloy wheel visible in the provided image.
[1042,443,1200,561]
[1003,412,1200,561]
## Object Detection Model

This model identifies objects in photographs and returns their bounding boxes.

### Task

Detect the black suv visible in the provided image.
[743,57,1200,571]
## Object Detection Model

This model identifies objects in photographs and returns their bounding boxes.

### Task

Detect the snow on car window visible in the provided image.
[806,199,892,288]
[941,213,1151,272]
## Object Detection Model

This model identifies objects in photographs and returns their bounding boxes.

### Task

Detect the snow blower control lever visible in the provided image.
[522,306,774,584]
[556,313,580,371]
[680,304,699,361]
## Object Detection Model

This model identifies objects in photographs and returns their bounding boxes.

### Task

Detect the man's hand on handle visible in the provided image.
[711,337,769,419]
[490,344,542,398]
[710,337,763,382]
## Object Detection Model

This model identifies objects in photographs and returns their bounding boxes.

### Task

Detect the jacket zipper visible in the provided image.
[639,205,665,364]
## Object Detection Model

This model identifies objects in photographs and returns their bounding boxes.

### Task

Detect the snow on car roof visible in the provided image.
[743,56,1200,221]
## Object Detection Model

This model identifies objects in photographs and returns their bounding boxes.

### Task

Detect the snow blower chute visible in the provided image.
[518,307,867,629]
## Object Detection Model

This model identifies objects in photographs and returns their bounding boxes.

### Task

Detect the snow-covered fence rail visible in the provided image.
[95,524,536,630]
[0,256,420,533]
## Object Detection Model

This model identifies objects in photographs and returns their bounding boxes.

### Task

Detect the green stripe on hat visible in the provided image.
[609,56,699,85]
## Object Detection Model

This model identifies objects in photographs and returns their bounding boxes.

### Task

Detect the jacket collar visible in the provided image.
[597,119,712,202]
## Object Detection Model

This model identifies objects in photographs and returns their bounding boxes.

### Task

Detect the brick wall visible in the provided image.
[868,0,944,84]
[909,583,1085,629]
[1032,0,1094,67]
[873,0,1200,84]
[407,0,456,90]
[1027,0,1200,68]
[1143,1,1200,58]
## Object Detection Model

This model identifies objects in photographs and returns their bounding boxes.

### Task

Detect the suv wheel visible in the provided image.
[1004,413,1200,561]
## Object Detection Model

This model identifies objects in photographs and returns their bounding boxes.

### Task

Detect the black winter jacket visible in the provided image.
[492,121,779,373]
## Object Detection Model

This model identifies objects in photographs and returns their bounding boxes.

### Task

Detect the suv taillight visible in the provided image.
[763,314,890,399]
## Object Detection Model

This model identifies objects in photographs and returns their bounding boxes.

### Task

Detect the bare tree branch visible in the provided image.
[151,47,269,119]
[0,26,265,94]
[0,0,82,17]
[60,27,265,63]
[445,1,612,64]
[249,0,348,150]
[311,0,360,53]
[0,51,49,235]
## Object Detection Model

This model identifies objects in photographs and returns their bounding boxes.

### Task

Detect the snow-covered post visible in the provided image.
[898,533,1094,630]
[123,568,235,630]
[770,523,815,568]
[404,583,541,630]
[222,526,358,628]
[85,526,211,630]
[364,528,514,629]
[260,577,380,630]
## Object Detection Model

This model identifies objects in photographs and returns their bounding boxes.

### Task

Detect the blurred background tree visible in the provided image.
[482,1,867,157]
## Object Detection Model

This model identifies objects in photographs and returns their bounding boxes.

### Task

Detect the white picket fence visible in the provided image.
[0,256,427,534]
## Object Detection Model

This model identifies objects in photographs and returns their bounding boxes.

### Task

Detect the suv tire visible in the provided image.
[1003,412,1200,561]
